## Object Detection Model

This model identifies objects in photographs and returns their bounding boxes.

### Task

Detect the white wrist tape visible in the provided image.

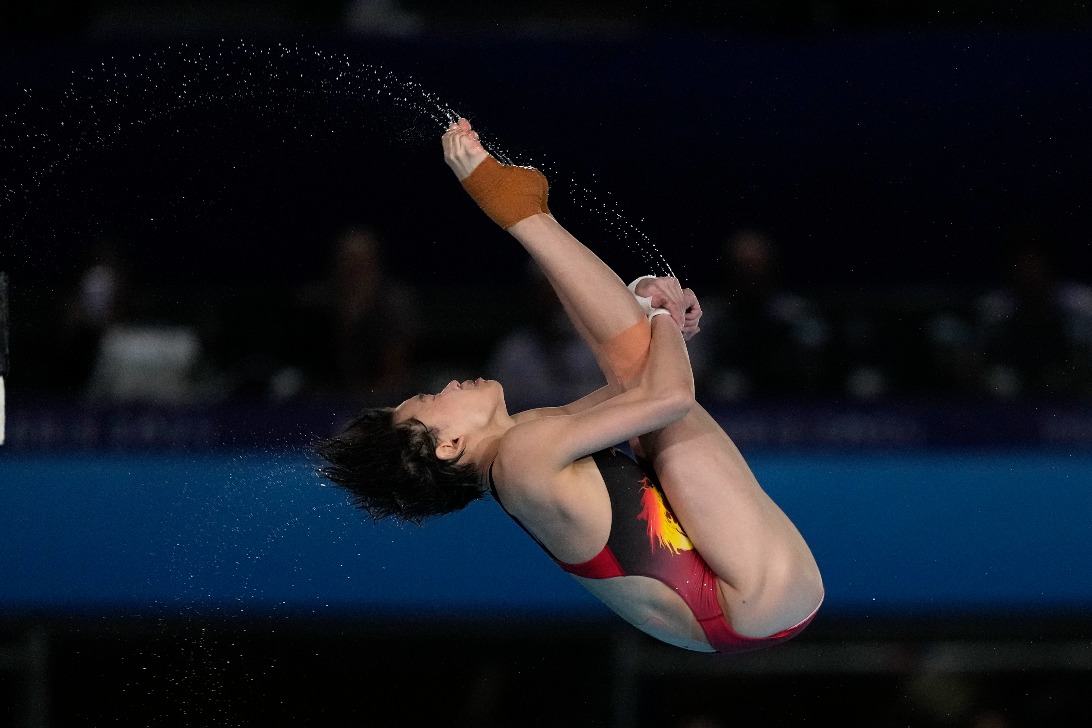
[648,308,672,321]
[627,275,670,321]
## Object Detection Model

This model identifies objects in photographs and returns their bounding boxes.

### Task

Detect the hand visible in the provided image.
[680,289,702,340]
[442,118,490,180]
[635,276,703,340]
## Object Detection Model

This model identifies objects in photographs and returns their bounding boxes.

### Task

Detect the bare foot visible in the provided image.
[442,118,490,181]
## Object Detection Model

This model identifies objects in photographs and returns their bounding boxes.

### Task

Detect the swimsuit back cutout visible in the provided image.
[488,448,820,653]
[489,448,715,610]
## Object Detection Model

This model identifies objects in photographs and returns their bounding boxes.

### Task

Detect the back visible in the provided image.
[490,446,717,651]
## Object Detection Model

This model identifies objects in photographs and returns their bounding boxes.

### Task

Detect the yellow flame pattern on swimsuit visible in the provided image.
[636,477,694,554]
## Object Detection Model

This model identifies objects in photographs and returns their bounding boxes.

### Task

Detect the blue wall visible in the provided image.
[3,448,1090,621]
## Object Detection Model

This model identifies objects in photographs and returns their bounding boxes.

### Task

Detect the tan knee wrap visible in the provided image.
[601,318,651,385]
[460,156,551,230]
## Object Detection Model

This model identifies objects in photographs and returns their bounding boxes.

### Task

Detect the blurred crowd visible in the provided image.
[5,0,1089,41]
[33,222,1092,410]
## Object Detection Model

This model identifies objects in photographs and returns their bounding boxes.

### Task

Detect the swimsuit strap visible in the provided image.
[487,458,572,563]
[487,460,502,505]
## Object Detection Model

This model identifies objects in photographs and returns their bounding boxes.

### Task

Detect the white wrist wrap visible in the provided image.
[648,308,672,321]
[627,275,670,321]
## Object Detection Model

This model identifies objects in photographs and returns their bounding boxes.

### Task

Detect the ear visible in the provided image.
[435,435,463,462]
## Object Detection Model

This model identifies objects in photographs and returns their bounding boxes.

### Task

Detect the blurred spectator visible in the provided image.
[56,239,133,393]
[974,236,1092,399]
[922,308,984,398]
[693,229,836,401]
[87,324,204,404]
[836,302,895,401]
[344,0,423,36]
[294,225,423,404]
[56,238,209,404]
[672,716,726,728]
[486,260,604,409]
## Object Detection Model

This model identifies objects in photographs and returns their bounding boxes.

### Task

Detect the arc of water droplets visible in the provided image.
[546,161,676,279]
[164,450,349,612]
[1,38,676,278]
[147,450,352,726]
[282,43,678,279]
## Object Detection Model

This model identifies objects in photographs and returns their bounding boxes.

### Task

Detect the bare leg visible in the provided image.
[637,410,823,637]
[506,202,822,640]
[508,215,650,386]
[445,120,822,637]
[443,119,649,385]
[509,219,823,638]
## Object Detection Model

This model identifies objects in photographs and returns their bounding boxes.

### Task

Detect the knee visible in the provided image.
[746,549,824,627]
[796,557,825,613]
[784,549,824,625]
[601,318,651,385]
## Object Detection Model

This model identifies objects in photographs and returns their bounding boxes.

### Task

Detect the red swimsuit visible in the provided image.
[490,447,817,653]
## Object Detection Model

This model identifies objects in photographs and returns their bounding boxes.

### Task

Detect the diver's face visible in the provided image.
[392,378,504,441]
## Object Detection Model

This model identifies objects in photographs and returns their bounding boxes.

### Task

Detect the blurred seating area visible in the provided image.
[3,0,1091,40]
[1,7,1090,434]
[14,220,1092,415]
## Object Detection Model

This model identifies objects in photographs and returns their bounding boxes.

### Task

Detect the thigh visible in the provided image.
[636,404,788,581]
[635,404,822,637]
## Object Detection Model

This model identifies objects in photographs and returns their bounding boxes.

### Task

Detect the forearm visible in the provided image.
[560,318,692,415]
[640,314,695,404]
[528,316,694,466]
[557,383,621,415]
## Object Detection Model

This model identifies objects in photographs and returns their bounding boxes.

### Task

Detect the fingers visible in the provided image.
[446,117,472,132]
[683,289,701,319]
[443,118,469,151]
[443,118,483,179]
[633,276,703,339]
[444,117,477,143]
[649,278,703,338]
[658,299,685,329]
[443,118,486,173]
[645,277,687,329]
[682,289,702,340]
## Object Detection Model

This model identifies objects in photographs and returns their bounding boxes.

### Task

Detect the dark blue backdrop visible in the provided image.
[3,447,1090,620]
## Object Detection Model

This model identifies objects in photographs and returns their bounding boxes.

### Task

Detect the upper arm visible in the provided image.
[494,388,686,525]
[502,315,694,480]
[556,384,622,415]
[510,384,691,474]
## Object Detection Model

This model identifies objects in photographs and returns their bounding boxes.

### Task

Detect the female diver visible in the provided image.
[316,118,823,653]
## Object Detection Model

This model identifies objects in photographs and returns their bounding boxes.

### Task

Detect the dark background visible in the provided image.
[2,3,1091,727]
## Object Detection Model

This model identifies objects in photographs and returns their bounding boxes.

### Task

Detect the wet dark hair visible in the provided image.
[314,407,486,525]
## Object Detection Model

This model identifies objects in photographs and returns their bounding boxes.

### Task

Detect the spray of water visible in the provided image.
[1,39,676,280]
[135,446,356,725]
[2,40,681,722]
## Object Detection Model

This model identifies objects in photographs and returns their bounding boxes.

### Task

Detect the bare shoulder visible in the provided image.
[493,415,589,515]
[492,419,561,502]
[493,419,612,562]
